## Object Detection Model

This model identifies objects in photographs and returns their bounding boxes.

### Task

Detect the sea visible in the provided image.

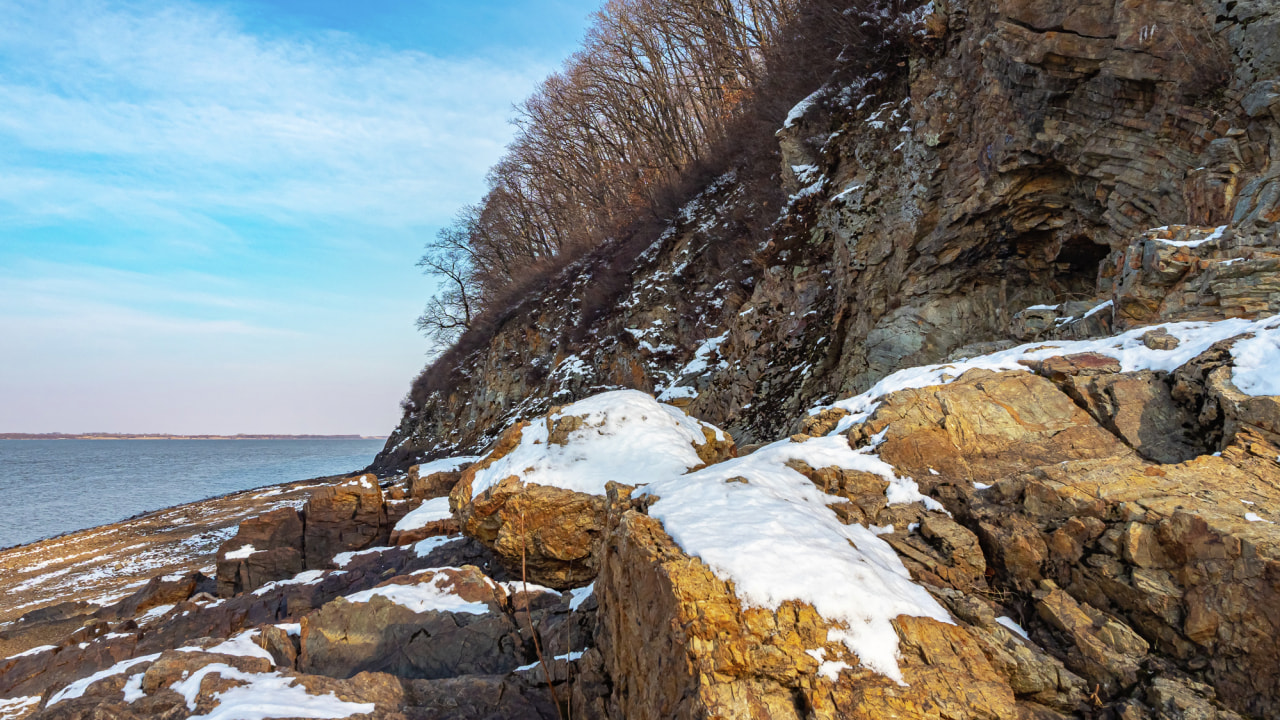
[0,438,386,549]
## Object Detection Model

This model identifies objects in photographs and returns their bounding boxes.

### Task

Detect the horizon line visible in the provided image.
[0,432,389,440]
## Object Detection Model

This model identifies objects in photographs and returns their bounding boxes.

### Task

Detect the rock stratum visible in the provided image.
[3,0,1280,718]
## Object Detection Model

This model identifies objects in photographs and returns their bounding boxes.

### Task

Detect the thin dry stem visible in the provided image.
[522,511,566,720]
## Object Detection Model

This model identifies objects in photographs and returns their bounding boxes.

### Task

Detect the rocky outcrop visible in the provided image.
[595,491,1018,720]
[449,391,735,589]
[373,0,1280,470]
[304,475,389,569]
[3,0,1279,718]
[6,342,1278,720]
[298,566,528,679]
[832,358,1280,717]
[215,507,305,597]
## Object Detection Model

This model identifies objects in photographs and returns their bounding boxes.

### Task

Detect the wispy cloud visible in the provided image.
[0,0,549,234]
[0,0,578,434]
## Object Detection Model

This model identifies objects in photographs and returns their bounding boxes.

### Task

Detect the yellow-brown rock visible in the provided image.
[849,369,1133,485]
[449,394,735,589]
[303,475,389,570]
[595,498,1020,720]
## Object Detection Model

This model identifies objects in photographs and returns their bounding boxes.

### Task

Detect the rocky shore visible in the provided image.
[3,0,1280,717]
[1,319,1277,719]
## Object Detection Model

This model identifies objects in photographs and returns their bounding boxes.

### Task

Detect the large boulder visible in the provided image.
[407,456,480,500]
[297,566,532,680]
[596,499,1019,720]
[304,475,389,569]
[848,368,1134,485]
[845,360,1280,717]
[450,390,734,588]
[388,497,458,546]
[214,507,305,597]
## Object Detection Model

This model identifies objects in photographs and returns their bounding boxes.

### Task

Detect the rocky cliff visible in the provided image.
[374,0,1280,470]
[1,0,1279,719]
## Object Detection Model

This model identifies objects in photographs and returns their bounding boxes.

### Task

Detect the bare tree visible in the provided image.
[416,224,477,352]
[415,0,923,349]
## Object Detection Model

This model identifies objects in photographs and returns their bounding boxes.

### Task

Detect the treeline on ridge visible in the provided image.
[411,0,926,404]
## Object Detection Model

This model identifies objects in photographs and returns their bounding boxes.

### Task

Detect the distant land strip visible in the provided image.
[0,433,387,440]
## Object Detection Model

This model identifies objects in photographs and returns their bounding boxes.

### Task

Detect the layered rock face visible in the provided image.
[375,0,1280,468]
[3,0,1279,718]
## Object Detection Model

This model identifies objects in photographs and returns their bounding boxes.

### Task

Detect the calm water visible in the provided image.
[0,439,386,549]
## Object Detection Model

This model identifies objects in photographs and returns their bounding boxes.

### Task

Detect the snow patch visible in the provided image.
[470,390,722,498]
[413,535,462,558]
[344,573,490,615]
[137,604,175,624]
[1153,225,1226,247]
[179,630,275,663]
[1230,320,1280,396]
[224,544,259,560]
[0,696,40,720]
[641,435,953,684]
[169,663,375,720]
[394,497,453,532]
[569,583,595,611]
[252,570,332,596]
[47,653,161,706]
[5,644,56,660]
[996,616,1031,641]
[784,87,828,129]
[122,673,146,702]
[332,547,392,568]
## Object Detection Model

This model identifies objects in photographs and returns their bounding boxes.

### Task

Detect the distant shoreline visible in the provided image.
[0,433,387,441]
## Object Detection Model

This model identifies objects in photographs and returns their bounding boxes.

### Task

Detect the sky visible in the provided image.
[0,0,601,436]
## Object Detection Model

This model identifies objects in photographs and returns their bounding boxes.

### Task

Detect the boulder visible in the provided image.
[595,501,1021,720]
[95,572,206,622]
[215,507,305,597]
[304,475,389,569]
[408,464,467,500]
[848,369,1133,485]
[257,624,299,669]
[298,566,529,680]
[450,390,735,588]
[1053,371,1203,463]
[455,476,608,590]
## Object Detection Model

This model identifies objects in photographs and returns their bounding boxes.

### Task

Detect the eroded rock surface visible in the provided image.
[449,391,735,589]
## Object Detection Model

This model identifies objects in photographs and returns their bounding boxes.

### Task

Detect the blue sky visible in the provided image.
[0,0,599,436]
